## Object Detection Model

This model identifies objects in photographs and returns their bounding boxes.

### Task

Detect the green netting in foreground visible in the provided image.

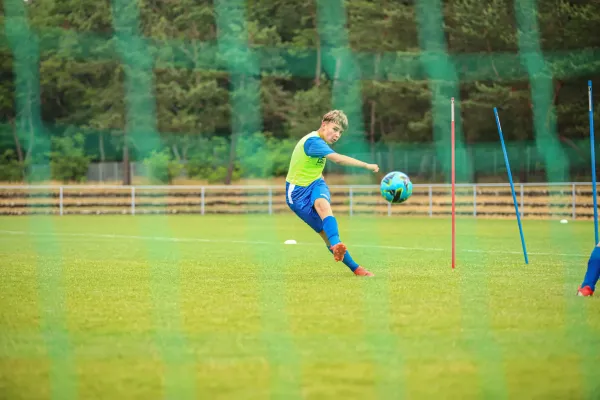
[2,0,600,398]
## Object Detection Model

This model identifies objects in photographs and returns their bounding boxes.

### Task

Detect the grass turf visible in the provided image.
[0,214,599,399]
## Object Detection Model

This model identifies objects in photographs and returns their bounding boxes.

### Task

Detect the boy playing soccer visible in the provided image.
[577,243,600,296]
[285,110,379,277]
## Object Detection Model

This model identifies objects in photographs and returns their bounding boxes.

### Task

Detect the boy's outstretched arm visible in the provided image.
[326,153,379,172]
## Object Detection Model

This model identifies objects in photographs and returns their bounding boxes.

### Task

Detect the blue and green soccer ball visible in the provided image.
[380,171,413,204]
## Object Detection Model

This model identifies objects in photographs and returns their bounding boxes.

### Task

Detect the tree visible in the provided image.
[49,133,91,183]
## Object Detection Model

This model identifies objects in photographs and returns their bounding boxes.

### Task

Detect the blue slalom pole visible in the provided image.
[494,108,529,264]
[589,80,598,245]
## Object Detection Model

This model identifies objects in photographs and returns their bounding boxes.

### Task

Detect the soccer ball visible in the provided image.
[380,171,413,204]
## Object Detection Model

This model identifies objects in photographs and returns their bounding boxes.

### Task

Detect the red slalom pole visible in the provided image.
[451,98,456,270]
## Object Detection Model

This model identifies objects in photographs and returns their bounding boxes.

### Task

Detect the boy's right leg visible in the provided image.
[313,197,347,261]
[578,244,600,296]
[308,182,346,261]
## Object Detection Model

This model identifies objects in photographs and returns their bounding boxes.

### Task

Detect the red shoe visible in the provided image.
[577,285,594,297]
[354,266,374,277]
[330,243,347,262]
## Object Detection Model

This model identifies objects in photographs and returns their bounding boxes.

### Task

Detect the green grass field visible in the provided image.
[0,214,599,399]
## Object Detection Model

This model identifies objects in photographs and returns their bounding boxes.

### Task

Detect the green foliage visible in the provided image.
[185,136,238,183]
[143,149,184,184]
[266,136,296,176]
[183,134,294,182]
[0,150,27,182]
[154,70,230,135]
[2,0,600,183]
[236,132,295,178]
[287,83,333,138]
[49,134,91,183]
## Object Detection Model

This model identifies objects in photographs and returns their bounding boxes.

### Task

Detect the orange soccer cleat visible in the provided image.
[354,266,374,277]
[330,242,347,262]
[577,285,594,297]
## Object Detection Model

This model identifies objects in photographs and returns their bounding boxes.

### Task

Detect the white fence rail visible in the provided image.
[0,182,597,219]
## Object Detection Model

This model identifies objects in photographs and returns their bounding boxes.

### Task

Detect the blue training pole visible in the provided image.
[589,80,598,245]
[494,108,529,264]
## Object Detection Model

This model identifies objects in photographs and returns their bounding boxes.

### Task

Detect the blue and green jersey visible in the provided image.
[285,131,335,186]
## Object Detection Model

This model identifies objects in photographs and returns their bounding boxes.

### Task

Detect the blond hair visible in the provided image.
[322,110,348,131]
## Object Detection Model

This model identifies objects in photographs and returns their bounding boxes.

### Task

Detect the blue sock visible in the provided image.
[322,216,341,246]
[327,246,359,272]
[581,246,600,291]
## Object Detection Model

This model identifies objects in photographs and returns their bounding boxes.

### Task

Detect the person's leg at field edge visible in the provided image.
[313,197,374,277]
[578,243,600,296]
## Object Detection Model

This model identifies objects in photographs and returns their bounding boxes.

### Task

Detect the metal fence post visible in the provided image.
[131,186,135,215]
[268,187,273,215]
[473,184,477,217]
[59,186,63,216]
[428,185,433,217]
[349,187,353,216]
[572,183,576,220]
[201,187,205,215]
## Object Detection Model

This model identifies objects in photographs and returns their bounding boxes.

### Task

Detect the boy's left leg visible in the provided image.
[318,231,374,276]
[310,182,373,276]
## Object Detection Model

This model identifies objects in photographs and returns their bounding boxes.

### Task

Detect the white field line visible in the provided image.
[0,230,587,258]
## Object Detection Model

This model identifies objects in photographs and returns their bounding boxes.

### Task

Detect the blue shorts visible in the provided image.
[286,178,331,233]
